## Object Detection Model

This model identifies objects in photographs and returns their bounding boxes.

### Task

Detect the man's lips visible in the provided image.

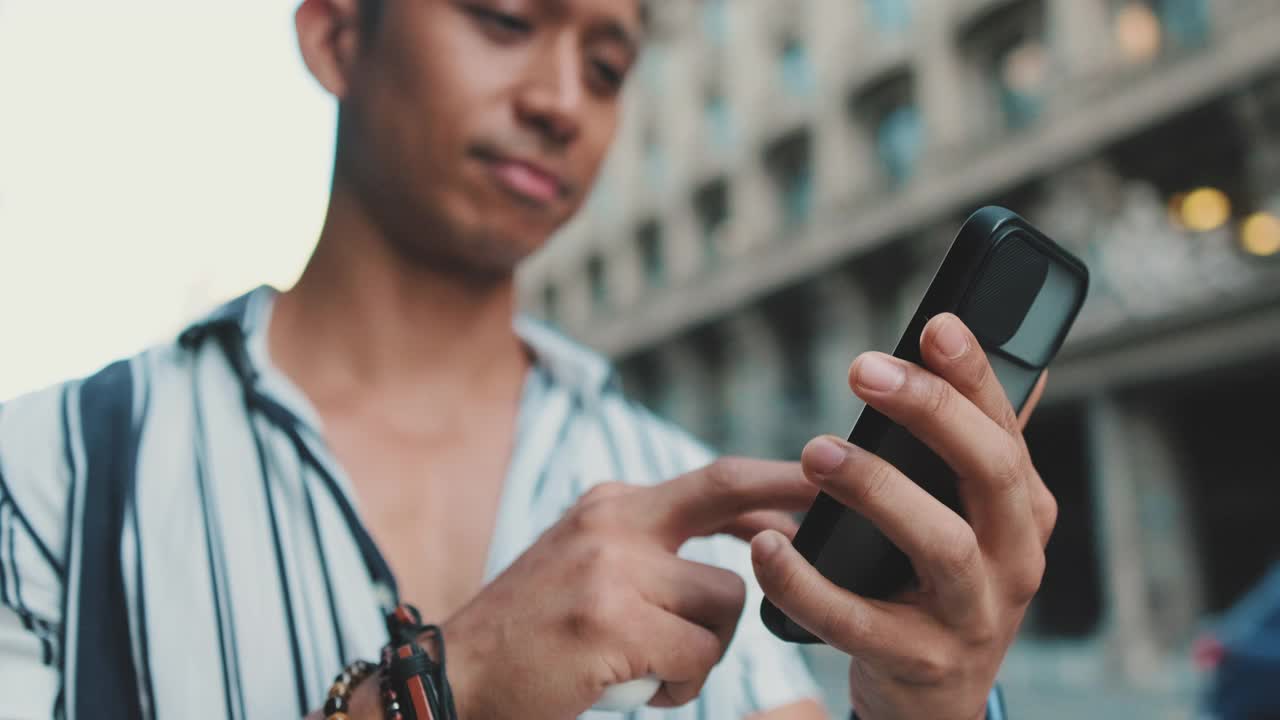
[475,149,570,206]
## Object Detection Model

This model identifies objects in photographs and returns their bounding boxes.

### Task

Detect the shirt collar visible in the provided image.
[179,285,617,406]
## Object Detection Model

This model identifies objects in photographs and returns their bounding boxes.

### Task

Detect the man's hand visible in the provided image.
[439,459,818,720]
[751,313,1057,720]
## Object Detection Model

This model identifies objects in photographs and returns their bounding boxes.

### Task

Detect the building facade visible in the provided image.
[518,1,1280,716]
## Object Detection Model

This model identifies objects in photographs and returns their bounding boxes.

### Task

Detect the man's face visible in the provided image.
[337,0,641,277]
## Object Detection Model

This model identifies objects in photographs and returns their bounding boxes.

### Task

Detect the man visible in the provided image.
[0,0,1056,718]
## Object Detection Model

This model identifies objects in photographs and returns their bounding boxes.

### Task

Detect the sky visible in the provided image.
[0,1,337,400]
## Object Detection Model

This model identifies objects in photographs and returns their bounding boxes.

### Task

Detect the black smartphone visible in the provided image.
[761,206,1090,644]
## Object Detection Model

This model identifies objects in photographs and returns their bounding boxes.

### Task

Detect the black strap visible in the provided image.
[73,360,144,720]
[184,316,401,607]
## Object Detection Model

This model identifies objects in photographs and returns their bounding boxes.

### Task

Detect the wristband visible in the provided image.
[381,604,457,720]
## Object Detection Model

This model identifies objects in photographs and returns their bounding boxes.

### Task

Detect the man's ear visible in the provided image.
[295,0,364,99]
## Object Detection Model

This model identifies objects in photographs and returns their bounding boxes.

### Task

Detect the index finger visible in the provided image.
[919,314,1025,435]
[639,458,817,550]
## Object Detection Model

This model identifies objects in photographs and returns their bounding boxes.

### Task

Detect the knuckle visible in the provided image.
[569,583,627,638]
[1032,482,1059,536]
[768,553,806,600]
[935,524,981,579]
[575,542,623,583]
[813,596,853,640]
[989,439,1027,493]
[918,375,953,421]
[964,611,1001,648]
[664,681,703,708]
[703,457,745,497]
[568,496,618,534]
[709,565,748,606]
[670,634,724,704]
[1008,553,1047,604]
[905,646,955,685]
[579,481,628,505]
[693,628,728,670]
[850,458,897,510]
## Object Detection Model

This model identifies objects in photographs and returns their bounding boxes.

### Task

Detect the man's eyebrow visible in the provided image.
[596,19,641,56]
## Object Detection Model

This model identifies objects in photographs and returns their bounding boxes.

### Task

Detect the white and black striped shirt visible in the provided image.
[0,286,822,719]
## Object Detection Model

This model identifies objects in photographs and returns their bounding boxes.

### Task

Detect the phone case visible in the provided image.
[761,206,1090,644]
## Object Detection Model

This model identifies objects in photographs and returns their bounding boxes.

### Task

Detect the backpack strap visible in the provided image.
[67,359,147,720]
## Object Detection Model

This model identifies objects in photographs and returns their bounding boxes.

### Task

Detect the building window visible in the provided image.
[636,221,666,289]
[586,174,618,222]
[696,180,730,263]
[856,71,924,187]
[875,104,924,187]
[1155,0,1209,47]
[643,126,665,193]
[701,0,729,48]
[640,46,667,96]
[543,283,559,324]
[866,0,911,35]
[766,131,814,230]
[586,255,607,311]
[994,38,1049,129]
[779,38,815,98]
[963,0,1049,132]
[704,88,735,152]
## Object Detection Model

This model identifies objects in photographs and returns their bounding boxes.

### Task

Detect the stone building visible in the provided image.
[518,1,1280,715]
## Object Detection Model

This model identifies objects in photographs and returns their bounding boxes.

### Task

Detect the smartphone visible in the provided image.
[761,206,1089,644]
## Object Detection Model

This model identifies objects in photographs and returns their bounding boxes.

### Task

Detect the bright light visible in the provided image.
[1241,212,1280,257]
[0,1,336,401]
[1001,41,1048,95]
[1178,188,1232,232]
[1116,2,1163,63]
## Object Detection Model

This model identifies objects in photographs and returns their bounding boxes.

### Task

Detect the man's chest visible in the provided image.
[323,417,518,621]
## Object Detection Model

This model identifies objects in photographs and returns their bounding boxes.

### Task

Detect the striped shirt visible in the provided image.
[0,286,822,719]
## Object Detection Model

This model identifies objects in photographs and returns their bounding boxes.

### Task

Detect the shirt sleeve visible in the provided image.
[665,431,824,717]
[0,385,76,719]
[709,532,825,715]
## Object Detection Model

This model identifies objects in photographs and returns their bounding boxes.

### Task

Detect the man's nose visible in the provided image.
[514,35,584,147]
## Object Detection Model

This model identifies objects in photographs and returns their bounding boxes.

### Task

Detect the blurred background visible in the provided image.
[5,0,1280,718]
[520,1,1280,717]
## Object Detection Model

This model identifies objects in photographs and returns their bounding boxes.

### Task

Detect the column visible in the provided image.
[724,2,780,251]
[1086,394,1164,684]
[664,201,706,284]
[719,309,789,458]
[809,271,875,438]
[607,231,645,310]
[916,3,978,162]
[1124,402,1205,650]
[1048,0,1114,82]
[653,338,719,448]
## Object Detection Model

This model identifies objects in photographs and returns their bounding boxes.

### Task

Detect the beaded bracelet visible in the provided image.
[322,659,377,720]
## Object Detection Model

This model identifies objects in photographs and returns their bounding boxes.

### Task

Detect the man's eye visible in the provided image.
[591,60,624,91]
[466,5,533,38]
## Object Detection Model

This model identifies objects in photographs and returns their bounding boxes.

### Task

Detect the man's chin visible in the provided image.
[389,227,546,284]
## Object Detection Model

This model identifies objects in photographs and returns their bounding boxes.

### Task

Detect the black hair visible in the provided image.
[358,0,383,41]
[356,0,648,42]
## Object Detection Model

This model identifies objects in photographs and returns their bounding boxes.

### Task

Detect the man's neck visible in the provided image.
[269,182,532,428]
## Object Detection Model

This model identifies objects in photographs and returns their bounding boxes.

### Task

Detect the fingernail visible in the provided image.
[752,530,785,562]
[805,436,847,476]
[933,316,970,359]
[856,355,906,392]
